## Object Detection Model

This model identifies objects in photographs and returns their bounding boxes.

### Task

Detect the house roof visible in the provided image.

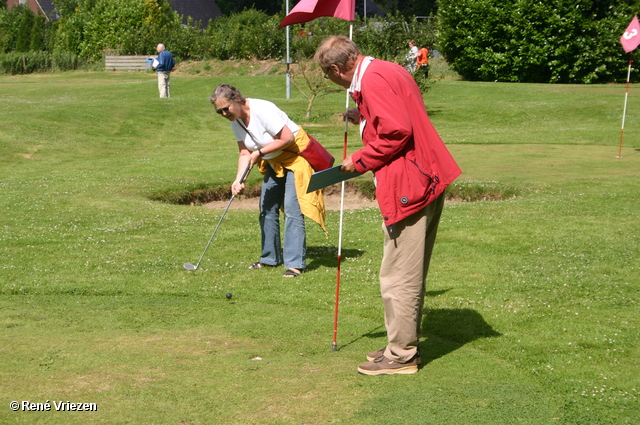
[7,0,58,21]
[34,0,56,17]
[169,0,223,29]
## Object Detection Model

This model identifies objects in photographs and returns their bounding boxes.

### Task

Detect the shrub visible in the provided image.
[412,67,432,93]
[0,51,50,74]
[0,50,80,74]
[3,4,438,70]
[54,0,189,61]
[206,10,285,60]
[0,4,39,53]
[286,14,437,62]
[438,0,638,83]
[52,51,80,71]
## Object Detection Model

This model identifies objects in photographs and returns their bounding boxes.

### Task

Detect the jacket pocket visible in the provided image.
[375,157,438,224]
[396,159,436,207]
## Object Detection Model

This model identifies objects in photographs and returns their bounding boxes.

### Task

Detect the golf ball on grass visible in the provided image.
[226,293,232,299]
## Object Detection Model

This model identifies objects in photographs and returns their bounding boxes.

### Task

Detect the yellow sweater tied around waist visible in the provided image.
[257,127,327,234]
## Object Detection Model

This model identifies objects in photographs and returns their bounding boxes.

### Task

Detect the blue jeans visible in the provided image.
[259,166,306,269]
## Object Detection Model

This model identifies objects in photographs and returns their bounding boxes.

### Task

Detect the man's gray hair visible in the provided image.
[314,35,361,73]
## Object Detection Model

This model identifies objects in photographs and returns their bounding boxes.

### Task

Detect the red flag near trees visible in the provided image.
[279,0,355,28]
[621,15,640,53]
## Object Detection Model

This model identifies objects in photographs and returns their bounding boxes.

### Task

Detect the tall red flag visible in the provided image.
[279,0,355,28]
[621,15,640,53]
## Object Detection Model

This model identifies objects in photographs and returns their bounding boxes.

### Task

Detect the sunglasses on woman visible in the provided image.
[216,106,231,114]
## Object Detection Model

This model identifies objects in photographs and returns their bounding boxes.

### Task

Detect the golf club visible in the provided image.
[184,163,251,271]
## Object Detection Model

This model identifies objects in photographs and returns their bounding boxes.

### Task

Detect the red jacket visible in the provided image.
[350,59,461,226]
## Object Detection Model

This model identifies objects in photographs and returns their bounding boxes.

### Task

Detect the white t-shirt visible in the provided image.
[230,99,300,160]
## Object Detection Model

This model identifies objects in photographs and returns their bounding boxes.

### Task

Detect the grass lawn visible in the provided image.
[0,68,638,424]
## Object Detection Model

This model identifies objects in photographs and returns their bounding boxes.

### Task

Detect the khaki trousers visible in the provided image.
[380,193,445,363]
[157,71,170,98]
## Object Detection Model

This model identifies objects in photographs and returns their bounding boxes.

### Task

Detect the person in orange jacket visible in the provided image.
[417,46,429,69]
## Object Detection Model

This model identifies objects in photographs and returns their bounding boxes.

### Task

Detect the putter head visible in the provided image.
[183,263,198,271]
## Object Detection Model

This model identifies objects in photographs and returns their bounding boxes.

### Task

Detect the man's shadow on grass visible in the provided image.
[419,307,502,364]
[340,290,502,365]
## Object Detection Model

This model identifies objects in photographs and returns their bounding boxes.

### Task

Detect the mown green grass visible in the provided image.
[1,70,638,424]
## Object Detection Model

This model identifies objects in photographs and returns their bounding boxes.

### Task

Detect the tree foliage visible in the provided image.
[354,13,435,61]
[438,0,639,83]
[0,5,45,53]
[287,13,436,63]
[53,0,190,60]
[206,9,284,60]
[1,4,437,74]
[6,0,638,84]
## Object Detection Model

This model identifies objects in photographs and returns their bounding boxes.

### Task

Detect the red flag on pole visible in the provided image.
[279,0,355,28]
[621,15,640,53]
[279,0,356,353]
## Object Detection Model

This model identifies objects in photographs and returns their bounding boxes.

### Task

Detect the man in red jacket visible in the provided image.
[315,36,462,375]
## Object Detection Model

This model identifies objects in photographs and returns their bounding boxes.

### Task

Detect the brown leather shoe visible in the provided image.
[366,348,421,364]
[357,355,420,376]
[366,348,385,361]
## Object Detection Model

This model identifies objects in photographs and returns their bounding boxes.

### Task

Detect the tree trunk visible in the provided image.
[306,93,317,118]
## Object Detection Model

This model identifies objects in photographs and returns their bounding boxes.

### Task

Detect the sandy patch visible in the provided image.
[204,185,378,211]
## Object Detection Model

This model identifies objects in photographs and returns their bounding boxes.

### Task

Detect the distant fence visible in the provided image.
[105,55,156,72]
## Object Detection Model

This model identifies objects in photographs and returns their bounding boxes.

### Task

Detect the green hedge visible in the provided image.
[2,3,434,70]
[4,0,640,83]
[0,51,80,74]
[438,0,638,83]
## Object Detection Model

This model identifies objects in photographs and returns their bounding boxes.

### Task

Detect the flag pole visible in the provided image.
[277,0,357,353]
[332,22,354,353]
[285,0,291,99]
[618,15,640,157]
[618,52,633,158]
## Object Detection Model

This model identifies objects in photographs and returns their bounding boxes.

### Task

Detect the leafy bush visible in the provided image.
[357,13,435,61]
[206,10,284,60]
[0,51,80,74]
[52,51,80,71]
[54,0,190,61]
[0,51,50,74]
[287,14,437,62]
[0,4,46,53]
[411,67,432,93]
[15,5,35,52]
[438,0,638,83]
[6,0,638,85]
[2,3,437,72]
[288,16,357,58]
